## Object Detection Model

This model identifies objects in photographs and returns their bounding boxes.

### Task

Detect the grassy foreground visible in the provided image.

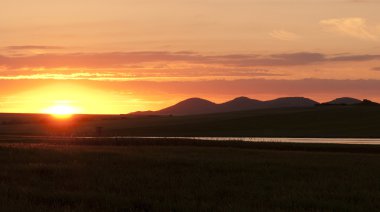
[1,139,380,211]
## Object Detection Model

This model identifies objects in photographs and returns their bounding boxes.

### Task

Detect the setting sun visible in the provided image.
[43,104,79,119]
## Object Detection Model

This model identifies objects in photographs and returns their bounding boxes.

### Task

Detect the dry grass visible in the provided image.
[1,138,380,211]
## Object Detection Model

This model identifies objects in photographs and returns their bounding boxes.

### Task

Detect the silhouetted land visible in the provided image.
[1,137,380,211]
[131,96,319,115]
[130,96,370,116]
[2,101,379,211]
[1,105,380,137]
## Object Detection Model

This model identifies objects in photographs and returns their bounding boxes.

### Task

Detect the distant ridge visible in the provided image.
[130,96,318,116]
[264,97,318,108]
[158,98,217,115]
[357,99,380,106]
[218,97,262,112]
[129,97,379,116]
[323,97,362,105]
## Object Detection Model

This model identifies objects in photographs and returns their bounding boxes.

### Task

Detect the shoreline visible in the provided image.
[1,135,380,154]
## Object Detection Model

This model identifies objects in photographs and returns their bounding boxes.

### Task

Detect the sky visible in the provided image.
[1,0,380,114]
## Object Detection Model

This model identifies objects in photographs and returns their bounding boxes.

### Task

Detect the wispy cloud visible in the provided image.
[0,51,380,70]
[269,30,300,41]
[5,45,64,50]
[0,51,379,82]
[320,17,379,41]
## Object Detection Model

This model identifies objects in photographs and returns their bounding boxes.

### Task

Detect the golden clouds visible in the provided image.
[269,30,300,41]
[320,17,379,41]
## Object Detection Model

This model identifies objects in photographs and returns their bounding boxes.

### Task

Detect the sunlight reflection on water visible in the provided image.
[106,137,380,145]
[1,136,380,145]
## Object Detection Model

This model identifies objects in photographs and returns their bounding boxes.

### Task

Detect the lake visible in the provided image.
[91,136,380,145]
[1,135,380,145]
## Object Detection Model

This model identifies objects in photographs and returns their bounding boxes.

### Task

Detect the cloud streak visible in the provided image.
[320,17,379,41]
[269,30,300,41]
[75,78,380,103]
[1,51,380,70]
[5,45,64,50]
[0,51,379,82]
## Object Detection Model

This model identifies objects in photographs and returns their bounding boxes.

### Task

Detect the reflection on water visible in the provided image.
[112,137,380,145]
[1,135,380,145]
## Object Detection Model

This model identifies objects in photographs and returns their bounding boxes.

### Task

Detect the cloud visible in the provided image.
[330,54,380,62]
[0,52,320,69]
[0,52,380,71]
[75,78,380,102]
[5,45,64,50]
[372,67,380,71]
[320,17,378,41]
[269,30,300,41]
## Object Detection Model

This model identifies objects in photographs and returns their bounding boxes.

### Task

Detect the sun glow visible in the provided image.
[43,104,79,119]
[9,82,154,114]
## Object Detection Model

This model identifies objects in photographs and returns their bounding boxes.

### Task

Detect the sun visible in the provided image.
[43,104,79,119]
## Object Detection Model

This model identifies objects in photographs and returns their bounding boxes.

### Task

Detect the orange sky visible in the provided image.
[1,0,380,114]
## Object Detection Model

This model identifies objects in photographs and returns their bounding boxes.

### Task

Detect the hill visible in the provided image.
[157,98,217,115]
[218,97,262,112]
[323,97,362,105]
[357,99,380,106]
[122,105,380,137]
[132,96,319,116]
[264,97,318,108]
[1,104,380,137]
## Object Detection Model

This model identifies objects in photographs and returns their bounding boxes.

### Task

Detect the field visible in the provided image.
[1,137,380,211]
[1,105,380,137]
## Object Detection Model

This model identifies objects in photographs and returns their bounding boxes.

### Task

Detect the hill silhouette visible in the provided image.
[129,97,379,116]
[158,98,217,115]
[218,97,263,112]
[264,97,318,108]
[357,99,380,106]
[323,97,362,105]
[131,96,320,115]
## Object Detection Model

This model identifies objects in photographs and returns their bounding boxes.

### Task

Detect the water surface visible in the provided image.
[109,137,380,145]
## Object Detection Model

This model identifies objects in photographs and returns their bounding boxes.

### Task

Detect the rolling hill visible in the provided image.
[323,97,362,105]
[131,96,320,115]
[1,100,380,137]
[158,98,217,115]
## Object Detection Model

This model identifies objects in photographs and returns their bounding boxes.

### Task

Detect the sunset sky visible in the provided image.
[1,0,380,114]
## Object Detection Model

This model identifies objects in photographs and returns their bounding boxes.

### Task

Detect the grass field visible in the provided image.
[1,137,380,211]
[2,105,380,137]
